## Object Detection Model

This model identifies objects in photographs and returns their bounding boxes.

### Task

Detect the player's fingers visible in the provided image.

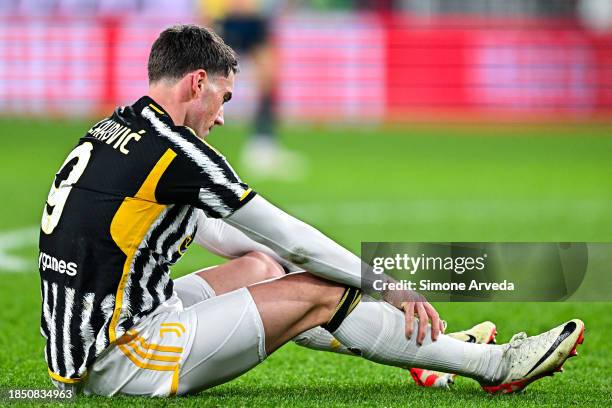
[416,302,428,345]
[402,302,415,339]
[426,302,440,341]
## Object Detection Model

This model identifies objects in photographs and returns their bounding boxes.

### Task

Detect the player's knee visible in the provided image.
[285,272,348,322]
[244,251,285,280]
[286,273,363,332]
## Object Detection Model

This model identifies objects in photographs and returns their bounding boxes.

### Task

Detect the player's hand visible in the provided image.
[400,300,444,345]
[379,277,444,344]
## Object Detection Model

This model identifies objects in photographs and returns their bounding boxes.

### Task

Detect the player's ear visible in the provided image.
[192,69,208,97]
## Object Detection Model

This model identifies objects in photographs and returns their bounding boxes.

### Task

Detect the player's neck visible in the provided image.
[148,83,189,127]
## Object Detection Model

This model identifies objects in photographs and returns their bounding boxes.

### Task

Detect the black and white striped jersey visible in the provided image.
[39,96,256,384]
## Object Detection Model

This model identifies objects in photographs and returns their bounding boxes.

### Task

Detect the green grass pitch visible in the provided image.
[1,118,611,407]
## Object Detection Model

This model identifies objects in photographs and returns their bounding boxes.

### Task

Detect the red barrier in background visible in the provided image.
[0,12,610,121]
[385,14,612,120]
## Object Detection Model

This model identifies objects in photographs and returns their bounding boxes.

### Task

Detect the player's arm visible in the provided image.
[226,195,363,287]
[226,195,443,341]
[194,211,301,272]
[226,196,443,341]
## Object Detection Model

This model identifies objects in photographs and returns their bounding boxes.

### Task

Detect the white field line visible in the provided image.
[0,198,609,273]
[0,226,38,272]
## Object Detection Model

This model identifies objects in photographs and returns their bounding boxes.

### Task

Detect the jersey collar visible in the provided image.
[133,96,174,125]
[133,96,206,141]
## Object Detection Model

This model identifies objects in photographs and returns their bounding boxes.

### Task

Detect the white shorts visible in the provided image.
[78,273,267,397]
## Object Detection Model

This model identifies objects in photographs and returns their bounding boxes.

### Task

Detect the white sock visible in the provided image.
[293,327,354,355]
[332,301,505,383]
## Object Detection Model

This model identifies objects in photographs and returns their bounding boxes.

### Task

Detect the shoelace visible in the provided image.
[504,333,529,372]
[506,329,557,371]
[509,332,528,348]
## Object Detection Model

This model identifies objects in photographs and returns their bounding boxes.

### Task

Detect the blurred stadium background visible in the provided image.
[1,0,611,406]
[1,0,611,120]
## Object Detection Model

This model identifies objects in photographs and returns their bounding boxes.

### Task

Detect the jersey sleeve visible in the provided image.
[155,136,256,218]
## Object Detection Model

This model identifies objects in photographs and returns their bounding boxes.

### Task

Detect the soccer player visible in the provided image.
[39,24,584,397]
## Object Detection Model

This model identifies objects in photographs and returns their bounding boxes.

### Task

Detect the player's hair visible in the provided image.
[148,24,239,84]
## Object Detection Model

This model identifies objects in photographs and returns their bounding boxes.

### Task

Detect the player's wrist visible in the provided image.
[379,276,426,310]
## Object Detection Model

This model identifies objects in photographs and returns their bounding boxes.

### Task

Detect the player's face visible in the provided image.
[187,71,234,138]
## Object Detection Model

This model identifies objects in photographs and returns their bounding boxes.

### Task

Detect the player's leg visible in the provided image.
[409,321,497,388]
[177,272,349,394]
[178,255,583,396]
[322,298,584,394]
[251,41,277,143]
[251,273,582,391]
[179,271,500,394]
[85,270,344,397]
[178,254,502,367]
[179,270,582,396]
[85,267,582,396]
[174,251,285,308]
[174,252,354,355]
[240,19,307,180]
[292,326,354,355]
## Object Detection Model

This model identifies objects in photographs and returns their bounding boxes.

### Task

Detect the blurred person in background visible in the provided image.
[198,0,307,181]
[579,0,612,32]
